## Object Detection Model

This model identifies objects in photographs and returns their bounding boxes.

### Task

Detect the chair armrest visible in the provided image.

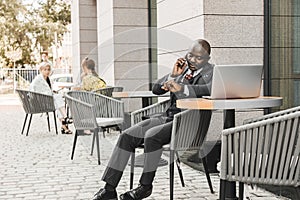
[243,106,300,124]
[130,99,170,125]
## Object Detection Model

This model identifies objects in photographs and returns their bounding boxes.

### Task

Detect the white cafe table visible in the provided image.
[112,91,169,107]
[176,96,283,200]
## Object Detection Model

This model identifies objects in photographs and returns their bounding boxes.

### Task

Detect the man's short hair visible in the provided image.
[196,39,211,55]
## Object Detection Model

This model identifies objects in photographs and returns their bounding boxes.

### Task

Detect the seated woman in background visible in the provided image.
[30,62,73,134]
[81,57,106,91]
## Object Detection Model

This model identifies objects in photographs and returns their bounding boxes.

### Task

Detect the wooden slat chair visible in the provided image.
[130,99,214,199]
[65,91,124,164]
[16,89,58,136]
[220,109,300,200]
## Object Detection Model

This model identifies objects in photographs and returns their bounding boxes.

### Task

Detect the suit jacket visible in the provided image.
[152,63,214,119]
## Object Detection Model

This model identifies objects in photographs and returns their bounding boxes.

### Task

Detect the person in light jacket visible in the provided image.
[30,62,72,134]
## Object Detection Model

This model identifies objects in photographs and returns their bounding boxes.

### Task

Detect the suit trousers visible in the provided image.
[102,117,173,187]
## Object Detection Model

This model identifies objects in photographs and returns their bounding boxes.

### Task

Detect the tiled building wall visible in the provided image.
[157,0,264,75]
[112,0,150,91]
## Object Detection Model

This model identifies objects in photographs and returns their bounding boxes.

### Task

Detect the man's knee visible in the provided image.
[117,132,142,151]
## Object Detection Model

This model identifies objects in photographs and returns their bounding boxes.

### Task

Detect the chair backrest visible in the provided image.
[67,90,124,119]
[131,99,170,125]
[112,86,124,93]
[65,93,98,130]
[221,111,300,187]
[93,87,115,97]
[244,105,300,124]
[170,109,212,151]
[16,89,55,114]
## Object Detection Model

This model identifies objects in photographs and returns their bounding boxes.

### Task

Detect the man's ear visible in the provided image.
[204,55,211,62]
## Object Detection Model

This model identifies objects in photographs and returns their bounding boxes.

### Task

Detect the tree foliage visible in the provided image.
[0,0,71,67]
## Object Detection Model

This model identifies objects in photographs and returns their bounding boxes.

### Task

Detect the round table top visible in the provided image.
[176,96,283,110]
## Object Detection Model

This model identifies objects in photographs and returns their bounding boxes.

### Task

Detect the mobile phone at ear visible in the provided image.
[179,59,187,68]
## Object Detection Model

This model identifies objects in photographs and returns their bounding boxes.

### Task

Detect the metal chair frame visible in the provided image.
[65,91,124,165]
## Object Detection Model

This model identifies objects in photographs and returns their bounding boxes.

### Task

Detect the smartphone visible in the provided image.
[178,58,187,69]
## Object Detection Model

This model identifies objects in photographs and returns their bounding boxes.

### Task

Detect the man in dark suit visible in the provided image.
[92,39,214,200]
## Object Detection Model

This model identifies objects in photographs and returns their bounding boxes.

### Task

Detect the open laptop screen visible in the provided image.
[205,64,263,99]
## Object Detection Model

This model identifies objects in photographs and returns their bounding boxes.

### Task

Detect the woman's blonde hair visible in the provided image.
[39,62,51,71]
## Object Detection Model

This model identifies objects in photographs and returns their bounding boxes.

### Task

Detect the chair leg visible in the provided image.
[21,114,28,135]
[95,129,101,165]
[169,150,175,200]
[46,112,50,132]
[175,152,185,187]
[219,179,227,200]
[71,130,78,160]
[201,158,214,193]
[130,151,135,189]
[238,182,244,200]
[91,131,96,155]
[26,114,33,136]
[102,129,106,138]
[53,111,58,135]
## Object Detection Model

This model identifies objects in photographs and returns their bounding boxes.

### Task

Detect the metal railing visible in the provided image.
[0,68,72,93]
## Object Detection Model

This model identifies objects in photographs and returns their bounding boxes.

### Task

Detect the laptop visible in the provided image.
[203,64,263,99]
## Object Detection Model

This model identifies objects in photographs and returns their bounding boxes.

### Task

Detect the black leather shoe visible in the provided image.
[92,188,117,200]
[119,184,152,200]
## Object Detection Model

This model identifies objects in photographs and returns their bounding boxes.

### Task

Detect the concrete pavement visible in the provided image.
[0,94,285,200]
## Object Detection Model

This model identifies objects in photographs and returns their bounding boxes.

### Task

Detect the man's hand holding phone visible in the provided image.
[171,58,187,77]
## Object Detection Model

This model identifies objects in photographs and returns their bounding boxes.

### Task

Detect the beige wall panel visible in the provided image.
[204,0,263,15]
[113,27,149,44]
[114,44,149,62]
[79,30,97,42]
[79,0,95,5]
[157,0,204,28]
[80,18,98,30]
[122,98,143,112]
[114,61,149,79]
[204,15,263,47]
[113,8,148,26]
[212,48,263,65]
[115,79,149,91]
[113,0,148,8]
[79,5,97,17]
[80,42,98,56]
